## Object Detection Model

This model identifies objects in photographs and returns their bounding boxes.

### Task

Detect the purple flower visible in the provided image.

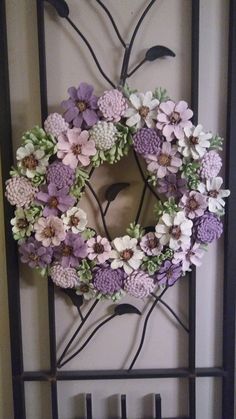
[54,231,87,268]
[156,100,193,141]
[155,260,182,286]
[133,128,162,155]
[200,150,222,179]
[157,174,187,199]
[46,161,75,189]
[50,264,79,288]
[124,270,155,298]
[140,232,163,256]
[179,191,208,219]
[97,89,127,122]
[92,264,125,296]
[19,237,53,268]
[37,183,76,216]
[61,82,99,128]
[194,212,223,244]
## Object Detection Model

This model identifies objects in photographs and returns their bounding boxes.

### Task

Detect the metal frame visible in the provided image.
[0,0,235,418]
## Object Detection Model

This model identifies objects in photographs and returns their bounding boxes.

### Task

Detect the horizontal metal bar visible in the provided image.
[16,367,226,382]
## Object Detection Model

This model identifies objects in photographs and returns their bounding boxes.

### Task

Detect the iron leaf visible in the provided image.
[62,289,84,311]
[114,304,141,316]
[145,45,175,62]
[105,182,129,203]
[45,0,69,18]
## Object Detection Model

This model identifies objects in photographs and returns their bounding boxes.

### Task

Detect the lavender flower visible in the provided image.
[93,264,125,296]
[140,232,163,256]
[194,212,223,244]
[200,150,222,179]
[19,237,53,268]
[54,231,88,268]
[5,176,38,208]
[97,89,127,122]
[46,161,75,189]
[179,191,208,219]
[124,270,155,298]
[50,264,79,288]
[133,128,162,155]
[155,260,182,286]
[61,82,99,128]
[37,183,75,217]
[157,174,187,199]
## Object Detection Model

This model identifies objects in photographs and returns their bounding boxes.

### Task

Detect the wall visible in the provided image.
[0,0,229,418]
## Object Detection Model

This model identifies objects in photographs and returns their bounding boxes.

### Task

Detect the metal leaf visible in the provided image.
[45,0,69,18]
[105,182,129,203]
[114,304,141,316]
[62,289,84,311]
[145,45,175,62]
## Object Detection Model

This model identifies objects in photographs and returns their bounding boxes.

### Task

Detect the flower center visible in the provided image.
[70,215,80,226]
[147,237,158,249]
[62,245,73,256]
[17,218,29,229]
[43,226,55,238]
[120,249,133,261]
[93,243,105,254]
[209,190,218,198]
[170,225,181,239]
[139,106,150,118]
[170,111,180,124]
[29,253,38,261]
[168,184,177,193]
[158,153,171,166]
[166,268,174,279]
[72,144,82,155]
[188,198,198,210]
[76,100,87,112]
[79,284,90,293]
[189,135,199,145]
[48,196,58,208]
[22,154,38,170]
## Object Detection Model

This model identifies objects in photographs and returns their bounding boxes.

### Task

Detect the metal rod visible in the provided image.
[57,299,99,367]
[59,314,116,368]
[86,393,93,419]
[133,150,161,201]
[65,16,115,88]
[155,394,162,419]
[153,295,189,333]
[95,0,126,48]
[135,183,147,224]
[121,394,127,419]
[127,58,146,78]
[222,0,236,417]
[128,287,168,370]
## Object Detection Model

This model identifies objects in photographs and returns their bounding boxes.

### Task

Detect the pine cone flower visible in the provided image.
[89,121,118,151]
[124,270,155,298]
[98,89,127,122]
[50,264,79,288]
[44,113,69,138]
[5,176,38,208]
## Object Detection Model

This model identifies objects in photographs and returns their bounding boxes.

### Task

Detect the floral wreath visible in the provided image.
[5,82,230,304]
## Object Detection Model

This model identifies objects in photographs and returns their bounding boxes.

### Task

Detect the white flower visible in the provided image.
[110,235,144,274]
[155,211,193,250]
[173,242,205,273]
[16,142,49,178]
[10,208,34,239]
[89,121,117,151]
[178,124,212,159]
[198,177,230,215]
[124,91,159,129]
[76,278,96,300]
[62,207,87,233]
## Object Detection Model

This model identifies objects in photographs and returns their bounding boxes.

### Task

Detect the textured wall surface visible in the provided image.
[0,0,229,418]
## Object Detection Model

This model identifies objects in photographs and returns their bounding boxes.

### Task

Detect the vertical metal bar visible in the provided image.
[0,1,26,418]
[86,393,93,419]
[222,0,236,417]
[155,394,162,419]
[121,394,127,419]
[36,1,59,418]
[189,1,200,418]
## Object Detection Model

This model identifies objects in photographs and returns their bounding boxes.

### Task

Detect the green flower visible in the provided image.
[81,228,96,240]
[22,126,57,156]
[122,84,138,98]
[77,260,94,281]
[141,248,174,275]
[209,134,224,151]
[153,87,169,103]
[10,206,41,240]
[126,222,144,239]
[181,162,201,190]
[154,198,179,218]
[70,168,90,199]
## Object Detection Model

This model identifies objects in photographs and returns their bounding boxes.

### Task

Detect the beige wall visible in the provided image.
[0,1,229,418]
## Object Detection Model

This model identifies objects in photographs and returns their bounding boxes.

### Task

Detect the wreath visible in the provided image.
[5,82,230,303]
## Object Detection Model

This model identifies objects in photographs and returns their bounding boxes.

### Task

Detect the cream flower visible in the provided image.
[62,207,87,233]
[76,278,96,300]
[198,177,230,215]
[110,235,144,274]
[16,142,49,178]
[178,124,212,159]
[10,208,34,240]
[34,216,66,247]
[124,91,159,129]
[87,235,112,263]
[155,211,193,250]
